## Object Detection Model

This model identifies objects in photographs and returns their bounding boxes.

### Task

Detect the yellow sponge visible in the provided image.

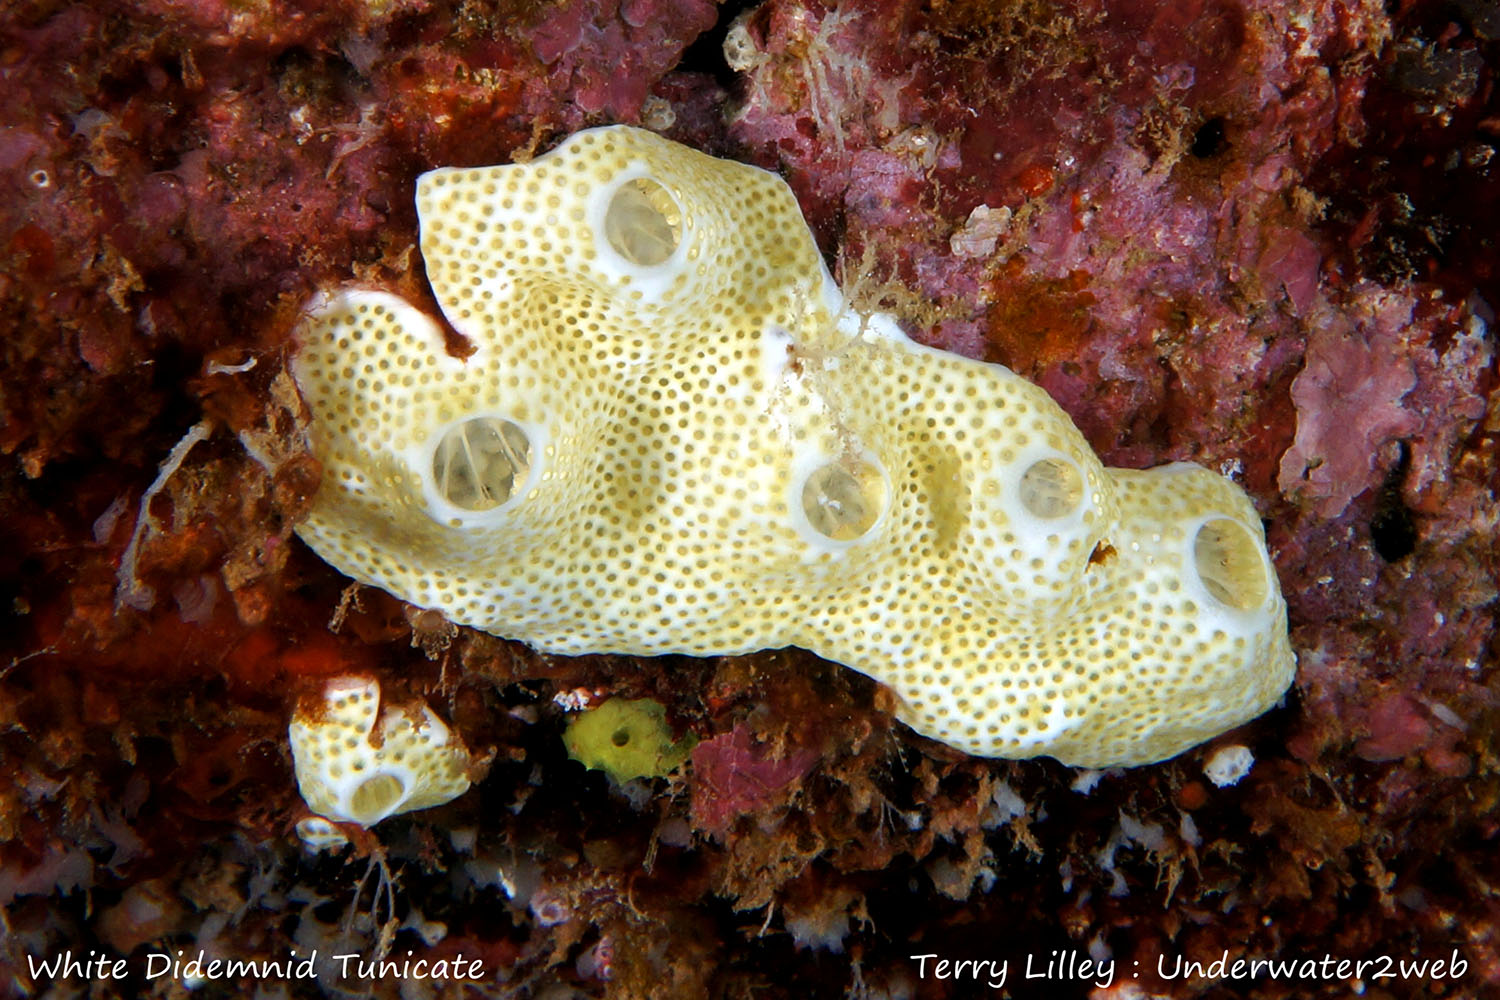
[289,126,1295,767]
[563,697,693,783]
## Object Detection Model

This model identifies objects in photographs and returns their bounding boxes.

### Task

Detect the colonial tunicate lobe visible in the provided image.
[289,125,1295,768]
[288,676,473,827]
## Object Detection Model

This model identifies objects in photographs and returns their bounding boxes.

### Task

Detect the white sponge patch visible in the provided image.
[288,126,1296,767]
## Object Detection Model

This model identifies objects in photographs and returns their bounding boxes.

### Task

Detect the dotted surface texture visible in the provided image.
[290,126,1296,767]
[289,677,472,827]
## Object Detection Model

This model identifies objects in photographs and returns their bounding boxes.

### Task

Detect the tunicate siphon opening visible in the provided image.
[348,773,406,826]
[432,417,533,511]
[1018,457,1083,519]
[1193,518,1268,610]
[802,459,886,542]
[604,177,681,265]
[611,728,632,747]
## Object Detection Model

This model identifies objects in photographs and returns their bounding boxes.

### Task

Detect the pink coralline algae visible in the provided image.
[2,0,1499,998]
[689,725,820,840]
[1278,286,1490,520]
[527,0,717,116]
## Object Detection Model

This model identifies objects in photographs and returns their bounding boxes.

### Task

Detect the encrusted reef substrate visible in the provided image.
[1,0,1498,998]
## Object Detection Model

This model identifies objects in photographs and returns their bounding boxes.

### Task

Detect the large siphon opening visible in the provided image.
[432,416,533,511]
[604,177,682,266]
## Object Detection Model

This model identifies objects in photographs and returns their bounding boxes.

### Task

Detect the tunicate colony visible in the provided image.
[287,126,1295,777]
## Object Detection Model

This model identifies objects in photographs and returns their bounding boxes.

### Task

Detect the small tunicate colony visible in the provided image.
[289,676,473,833]
[289,126,1295,768]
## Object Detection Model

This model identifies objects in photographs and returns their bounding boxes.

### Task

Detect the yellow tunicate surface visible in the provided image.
[290,125,1296,768]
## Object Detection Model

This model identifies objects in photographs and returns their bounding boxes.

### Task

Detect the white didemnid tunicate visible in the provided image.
[288,126,1296,768]
[288,676,473,827]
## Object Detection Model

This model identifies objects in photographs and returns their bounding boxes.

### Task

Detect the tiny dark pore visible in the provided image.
[1371,443,1417,562]
[1371,502,1418,562]
[1191,116,1228,158]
